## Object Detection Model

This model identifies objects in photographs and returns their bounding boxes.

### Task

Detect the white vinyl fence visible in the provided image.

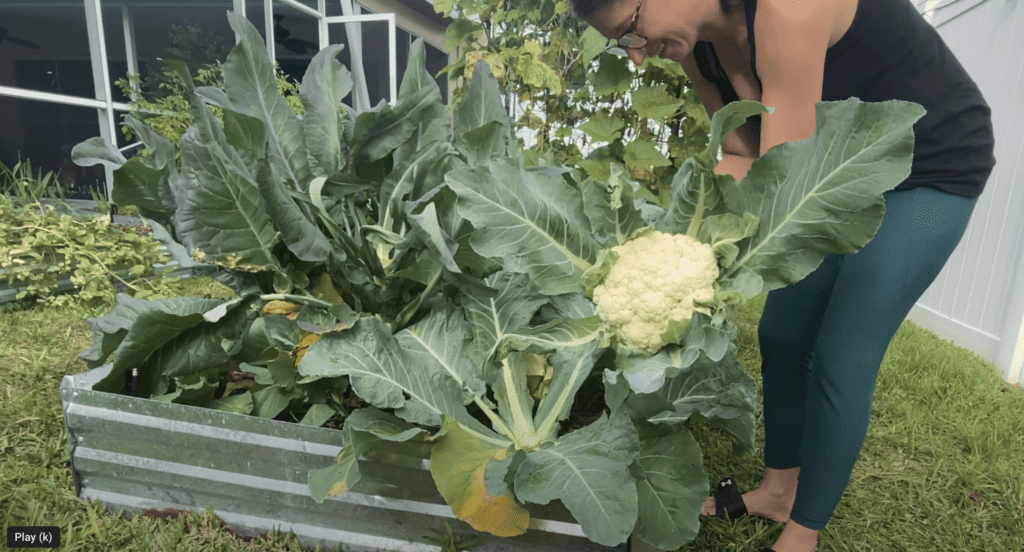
[908,0,1024,385]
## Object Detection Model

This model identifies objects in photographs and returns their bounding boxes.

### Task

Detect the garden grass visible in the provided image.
[2,278,1022,551]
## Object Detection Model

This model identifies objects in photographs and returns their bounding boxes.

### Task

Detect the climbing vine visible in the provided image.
[435,0,713,206]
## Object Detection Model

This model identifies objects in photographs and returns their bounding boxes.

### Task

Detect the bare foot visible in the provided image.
[699,487,795,523]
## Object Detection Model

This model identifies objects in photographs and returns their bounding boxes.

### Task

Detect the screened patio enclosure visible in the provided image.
[0,0,450,200]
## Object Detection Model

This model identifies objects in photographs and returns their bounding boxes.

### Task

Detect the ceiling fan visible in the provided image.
[0,24,41,49]
[273,14,319,55]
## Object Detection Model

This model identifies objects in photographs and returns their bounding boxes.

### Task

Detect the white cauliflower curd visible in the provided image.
[592,230,719,354]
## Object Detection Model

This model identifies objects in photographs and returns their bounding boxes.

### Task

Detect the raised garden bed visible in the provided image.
[60,364,628,552]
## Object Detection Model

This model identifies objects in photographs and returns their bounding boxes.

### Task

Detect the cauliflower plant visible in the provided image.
[592,230,719,354]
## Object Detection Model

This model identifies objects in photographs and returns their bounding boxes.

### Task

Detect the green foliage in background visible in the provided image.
[1,158,66,205]
[116,64,304,167]
[435,0,713,207]
[0,196,171,313]
[114,19,304,163]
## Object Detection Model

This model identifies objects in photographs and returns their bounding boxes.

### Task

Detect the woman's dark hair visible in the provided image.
[571,0,733,21]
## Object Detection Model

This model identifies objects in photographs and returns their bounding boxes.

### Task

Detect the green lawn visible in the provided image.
[2,277,1022,551]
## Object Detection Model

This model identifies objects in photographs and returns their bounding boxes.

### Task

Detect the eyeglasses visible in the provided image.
[616,0,648,50]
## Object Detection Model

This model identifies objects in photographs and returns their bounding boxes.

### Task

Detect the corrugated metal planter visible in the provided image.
[61,364,628,552]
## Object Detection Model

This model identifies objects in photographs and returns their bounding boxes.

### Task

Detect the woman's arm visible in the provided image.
[714,153,756,182]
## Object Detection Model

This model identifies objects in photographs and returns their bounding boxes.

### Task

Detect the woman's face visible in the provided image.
[584,0,733,66]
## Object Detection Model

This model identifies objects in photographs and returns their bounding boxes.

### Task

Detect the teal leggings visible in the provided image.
[758,186,978,530]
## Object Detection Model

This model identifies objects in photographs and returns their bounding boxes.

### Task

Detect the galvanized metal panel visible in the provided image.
[907,0,1024,384]
[61,365,627,552]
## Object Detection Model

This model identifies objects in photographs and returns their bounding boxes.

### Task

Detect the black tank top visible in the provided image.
[692,0,996,198]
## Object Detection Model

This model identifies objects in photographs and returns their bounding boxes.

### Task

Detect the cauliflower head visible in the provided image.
[592,230,719,354]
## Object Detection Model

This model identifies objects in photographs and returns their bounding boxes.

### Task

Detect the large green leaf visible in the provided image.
[631,85,685,122]
[111,157,171,220]
[175,122,282,270]
[461,271,548,368]
[498,316,604,359]
[579,26,609,66]
[297,317,505,446]
[90,296,254,397]
[394,303,487,402]
[377,141,457,234]
[122,114,178,207]
[579,111,625,143]
[394,40,450,166]
[405,202,461,273]
[308,407,426,503]
[590,53,633,97]
[624,139,672,170]
[79,292,157,370]
[73,118,177,230]
[414,186,501,277]
[255,146,332,263]
[457,121,511,167]
[194,87,268,166]
[350,85,444,167]
[514,412,639,546]
[581,164,647,246]
[633,428,708,550]
[300,44,352,178]
[455,61,508,136]
[445,157,600,295]
[430,418,530,537]
[656,158,730,236]
[698,211,760,269]
[70,136,126,170]
[224,12,311,187]
[649,348,758,457]
[720,99,926,291]
[165,60,282,272]
[700,100,772,168]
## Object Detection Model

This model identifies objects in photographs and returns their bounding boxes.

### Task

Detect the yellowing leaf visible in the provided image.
[522,40,543,57]
[308,439,361,502]
[293,333,322,368]
[464,51,506,83]
[524,352,553,400]
[516,57,562,94]
[433,0,455,16]
[262,300,302,316]
[312,273,345,305]
[430,418,529,537]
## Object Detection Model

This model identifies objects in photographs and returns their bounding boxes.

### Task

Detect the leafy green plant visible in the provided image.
[436,0,712,207]
[72,11,924,550]
[0,195,170,313]
[116,60,304,169]
[1,158,66,207]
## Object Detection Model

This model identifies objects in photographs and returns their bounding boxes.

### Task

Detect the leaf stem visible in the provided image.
[686,172,706,238]
[472,396,515,442]
[502,357,541,450]
[394,268,442,330]
[259,294,334,309]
